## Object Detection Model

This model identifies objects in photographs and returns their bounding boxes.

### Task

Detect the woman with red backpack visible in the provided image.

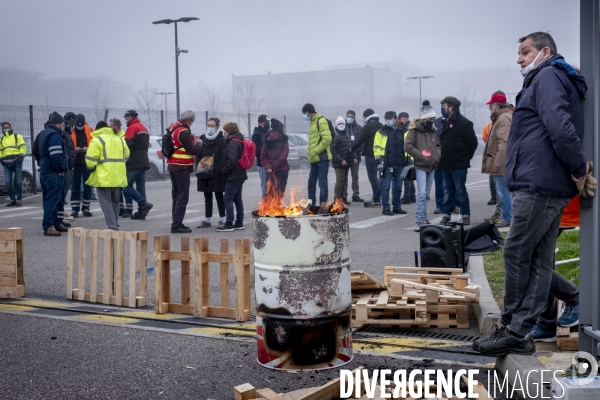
[218,122,248,232]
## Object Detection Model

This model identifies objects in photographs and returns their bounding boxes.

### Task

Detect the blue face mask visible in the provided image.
[303,114,310,121]
[441,107,448,118]
[346,117,354,124]
[206,127,216,135]
[385,120,394,127]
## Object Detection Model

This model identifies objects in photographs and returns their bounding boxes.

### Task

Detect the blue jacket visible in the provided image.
[505,55,588,198]
[38,125,68,175]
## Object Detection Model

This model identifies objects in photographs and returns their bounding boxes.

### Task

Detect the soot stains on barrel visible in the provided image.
[278,268,340,315]
[309,214,349,265]
[254,218,269,250]
[278,218,301,240]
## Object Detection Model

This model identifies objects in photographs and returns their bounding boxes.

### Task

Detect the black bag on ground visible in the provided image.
[463,222,504,254]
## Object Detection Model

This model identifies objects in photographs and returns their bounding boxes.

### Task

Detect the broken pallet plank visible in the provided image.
[390,279,478,299]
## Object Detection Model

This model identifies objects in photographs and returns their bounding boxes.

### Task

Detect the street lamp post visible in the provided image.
[152,17,199,119]
[406,76,434,111]
[157,92,174,121]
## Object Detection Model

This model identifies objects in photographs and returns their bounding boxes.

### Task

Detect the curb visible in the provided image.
[468,255,501,336]
[495,354,552,399]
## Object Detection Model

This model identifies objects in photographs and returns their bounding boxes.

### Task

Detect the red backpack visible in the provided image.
[232,138,256,170]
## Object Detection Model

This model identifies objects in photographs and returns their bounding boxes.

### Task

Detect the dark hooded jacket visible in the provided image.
[196,131,228,192]
[251,125,269,168]
[330,127,354,168]
[223,133,248,182]
[438,109,477,169]
[350,116,383,158]
[506,55,587,198]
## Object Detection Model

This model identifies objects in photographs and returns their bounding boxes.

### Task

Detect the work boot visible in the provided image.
[352,195,364,202]
[496,220,511,228]
[130,212,145,220]
[71,211,79,218]
[44,227,61,237]
[401,197,411,205]
[393,208,407,214]
[139,202,154,218]
[171,225,192,234]
[61,222,72,228]
[121,212,131,218]
[484,213,501,223]
[5,200,17,207]
[55,225,69,233]
[477,331,536,356]
[440,216,451,224]
[472,322,506,351]
[197,221,212,228]
[364,200,381,208]
[382,209,394,216]
[433,208,442,214]
[15,200,22,207]
[82,210,93,217]
[487,198,497,205]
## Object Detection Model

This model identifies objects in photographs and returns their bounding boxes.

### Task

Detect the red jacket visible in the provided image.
[260,131,289,172]
[124,118,150,170]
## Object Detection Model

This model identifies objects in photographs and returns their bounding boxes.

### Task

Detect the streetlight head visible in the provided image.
[152,19,174,24]
[406,77,418,80]
[177,17,199,23]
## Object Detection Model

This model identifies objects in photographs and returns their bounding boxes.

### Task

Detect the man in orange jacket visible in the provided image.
[70,114,93,217]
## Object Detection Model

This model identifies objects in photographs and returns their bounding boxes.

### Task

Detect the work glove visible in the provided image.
[574,161,598,197]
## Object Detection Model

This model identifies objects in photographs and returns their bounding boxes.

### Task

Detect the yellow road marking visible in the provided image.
[17,300,71,308]
[537,356,550,365]
[0,303,37,312]
[74,315,140,323]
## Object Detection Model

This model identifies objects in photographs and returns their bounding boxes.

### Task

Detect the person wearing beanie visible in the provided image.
[85,121,130,230]
[330,116,356,205]
[69,113,94,217]
[252,114,271,198]
[351,108,383,207]
[373,111,408,216]
[38,112,69,236]
[260,118,290,201]
[1,121,27,207]
[438,96,478,225]
[481,91,513,228]
[404,104,442,231]
[302,103,332,207]
[398,111,416,204]
[345,110,364,202]
[123,109,152,220]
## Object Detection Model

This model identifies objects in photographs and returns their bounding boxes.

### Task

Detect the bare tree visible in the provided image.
[88,80,115,121]
[202,84,224,116]
[134,82,160,135]
[232,81,265,134]
[458,77,485,129]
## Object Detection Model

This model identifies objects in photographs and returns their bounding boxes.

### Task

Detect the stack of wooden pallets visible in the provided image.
[351,267,480,329]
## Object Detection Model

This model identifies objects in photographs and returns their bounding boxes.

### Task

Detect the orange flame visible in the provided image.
[330,197,345,213]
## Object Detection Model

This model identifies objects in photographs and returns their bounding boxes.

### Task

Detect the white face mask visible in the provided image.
[520,49,545,77]
[2,129,10,133]
[206,127,216,135]
[337,124,346,131]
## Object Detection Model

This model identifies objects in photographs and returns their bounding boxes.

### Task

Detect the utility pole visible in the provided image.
[406,76,434,112]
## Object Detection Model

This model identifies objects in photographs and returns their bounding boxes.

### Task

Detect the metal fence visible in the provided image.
[0,105,308,195]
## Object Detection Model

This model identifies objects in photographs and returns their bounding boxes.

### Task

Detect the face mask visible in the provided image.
[346,117,354,124]
[76,124,84,130]
[423,120,434,130]
[337,124,346,131]
[302,114,310,121]
[385,120,394,127]
[206,127,216,135]
[2,128,10,134]
[520,49,544,77]
[440,107,448,118]
[362,117,367,124]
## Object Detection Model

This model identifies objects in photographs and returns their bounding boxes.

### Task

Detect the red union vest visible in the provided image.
[166,121,195,166]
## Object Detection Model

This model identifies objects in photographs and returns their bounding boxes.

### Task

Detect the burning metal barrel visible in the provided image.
[253,208,353,370]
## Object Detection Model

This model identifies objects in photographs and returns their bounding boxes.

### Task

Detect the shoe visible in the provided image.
[364,200,381,208]
[171,225,192,234]
[71,211,79,218]
[382,209,394,216]
[414,221,429,232]
[401,197,411,205]
[462,216,471,225]
[55,224,69,233]
[440,216,451,224]
[487,199,497,205]
[181,224,190,230]
[558,304,579,327]
[5,200,17,207]
[15,200,21,207]
[61,222,71,228]
[393,208,407,215]
[496,220,511,228]
[44,227,61,236]
[82,210,93,217]
[91,196,98,201]
[433,208,442,214]
[216,224,234,232]
[121,212,131,219]
[139,202,154,218]
[218,221,224,227]
[63,212,74,221]
[352,195,364,202]
[130,212,145,220]
[472,323,506,351]
[531,324,557,343]
[452,207,460,214]
[233,223,245,230]
[484,213,501,223]
[410,195,416,203]
[477,331,536,356]
[197,221,212,228]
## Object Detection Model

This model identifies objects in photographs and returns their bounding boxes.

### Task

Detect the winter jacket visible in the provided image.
[438,109,477,169]
[433,117,445,139]
[481,108,512,176]
[351,118,383,158]
[251,126,269,168]
[85,127,130,187]
[506,55,587,198]
[223,133,248,182]
[260,131,289,172]
[0,131,26,166]
[38,124,68,175]
[307,113,332,163]
[124,117,150,170]
[62,128,76,170]
[330,128,354,169]
[373,126,406,168]
[166,120,201,171]
[404,119,441,173]
[196,132,228,193]
[348,122,363,161]
[72,124,93,165]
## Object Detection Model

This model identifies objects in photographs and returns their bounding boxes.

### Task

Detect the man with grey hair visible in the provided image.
[474,32,597,356]
[166,110,203,233]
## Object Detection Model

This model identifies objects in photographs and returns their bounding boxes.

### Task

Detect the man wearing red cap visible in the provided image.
[481,91,512,227]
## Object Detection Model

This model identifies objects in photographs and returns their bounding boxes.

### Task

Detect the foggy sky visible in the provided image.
[1,0,581,96]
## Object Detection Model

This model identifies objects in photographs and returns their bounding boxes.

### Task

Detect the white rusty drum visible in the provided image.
[253,211,353,370]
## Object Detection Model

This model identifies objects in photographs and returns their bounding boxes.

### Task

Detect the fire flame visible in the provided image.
[256,174,346,216]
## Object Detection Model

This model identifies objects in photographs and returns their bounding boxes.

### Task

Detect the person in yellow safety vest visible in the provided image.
[0,122,27,207]
[85,121,130,230]
[482,121,497,206]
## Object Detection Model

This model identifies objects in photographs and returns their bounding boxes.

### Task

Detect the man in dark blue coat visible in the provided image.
[38,112,69,236]
[475,32,597,356]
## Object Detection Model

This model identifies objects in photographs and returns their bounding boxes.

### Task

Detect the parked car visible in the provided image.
[148,136,166,181]
[287,139,300,169]
[288,134,309,170]
[0,136,39,195]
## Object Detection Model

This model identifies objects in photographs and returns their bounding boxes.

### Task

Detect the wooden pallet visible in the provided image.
[557,326,579,351]
[0,228,25,298]
[384,266,471,290]
[351,270,386,291]
[389,279,479,304]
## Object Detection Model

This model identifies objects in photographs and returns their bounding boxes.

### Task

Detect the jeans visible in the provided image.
[97,187,121,229]
[434,168,444,209]
[41,172,64,230]
[441,168,470,217]
[537,270,579,331]
[123,168,147,212]
[500,192,570,336]
[333,168,349,200]
[204,191,225,218]
[364,157,380,202]
[489,175,497,201]
[71,164,92,212]
[493,175,512,222]
[224,181,244,226]
[379,166,404,211]
[307,160,329,206]
[3,162,23,200]
[169,168,191,229]
[415,169,435,223]
[257,166,267,198]
[350,161,360,197]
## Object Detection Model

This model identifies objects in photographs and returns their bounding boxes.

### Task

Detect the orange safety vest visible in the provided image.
[166,121,195,167]
[482,122,492,144]
[71,124,93,147]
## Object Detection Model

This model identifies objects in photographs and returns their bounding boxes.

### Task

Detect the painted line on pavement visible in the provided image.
[349,214,408,229]
[0,206,38,214]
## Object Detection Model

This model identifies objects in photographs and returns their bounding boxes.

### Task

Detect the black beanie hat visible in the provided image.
[270,118,284,133]
[363,108,375,117]
[422,100,430,106]
[49,111,64,124]
[95,121,109,129]
[302,103,316,113]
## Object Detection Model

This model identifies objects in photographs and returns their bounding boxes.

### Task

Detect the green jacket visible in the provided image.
[0,132,27,165]
[307,113,332,163]
[373,130,387,159]
[85,127,130,187]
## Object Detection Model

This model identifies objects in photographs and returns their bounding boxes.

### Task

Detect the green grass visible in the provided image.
[482,230,580,309]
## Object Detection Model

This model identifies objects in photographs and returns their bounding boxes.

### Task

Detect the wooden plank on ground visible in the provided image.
[234,383,256,400]
[390,279,478,299]
[256,388,283,400]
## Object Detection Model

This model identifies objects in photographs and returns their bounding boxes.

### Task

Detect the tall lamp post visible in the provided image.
[157,92,175,121]
[152,17,199,119]
[406,76,434,111]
